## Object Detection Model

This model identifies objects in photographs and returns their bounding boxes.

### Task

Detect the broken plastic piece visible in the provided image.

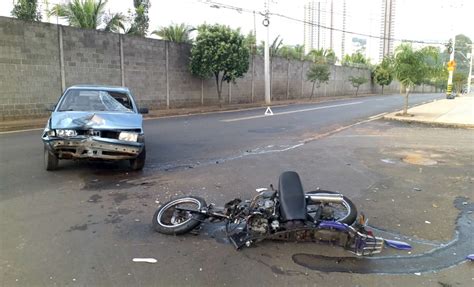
[384,239,412,250]
[256,188,268,192]
[132,258,157,263]
[466,254,474,261]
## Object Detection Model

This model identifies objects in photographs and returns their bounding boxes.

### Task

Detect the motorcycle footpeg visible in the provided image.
[229,232,253,250]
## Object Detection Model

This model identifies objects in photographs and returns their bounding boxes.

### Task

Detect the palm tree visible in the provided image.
[48,0,124,32]
[152,24,194,43]
[306,48,337,64]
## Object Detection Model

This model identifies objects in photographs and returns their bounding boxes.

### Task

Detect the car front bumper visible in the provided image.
[43,136,144,160]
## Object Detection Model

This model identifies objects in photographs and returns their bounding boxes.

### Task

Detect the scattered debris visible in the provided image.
[134,219,140,222]
[414,272,421,276]
[132,258,157,263]
[413,187,422,192]
[432,203,438,208]
[466,254,474,261]
[256,188,268,192]
[381,158,396,164]
[462,202,468,205]
[425,221,431,224]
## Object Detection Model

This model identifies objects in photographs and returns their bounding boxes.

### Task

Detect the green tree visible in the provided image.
[277,45,305,60]
[103,13,126,33]
[348,76,368,96]
[190,24,249,106]
[373,57,394,94]
[342,52,370,67]
[49,0,123,32]
[11,0,41,21]
[450,34,472,75]
[453,72,467,93]
[306,48,337,64]
[243,31,257,54]
[307,63,330,98]
[393,44,426,115]
[152,23,194,43]
[127,0,150,36]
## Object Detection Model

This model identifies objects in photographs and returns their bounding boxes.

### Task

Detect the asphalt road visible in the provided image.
[2,92,474,287]
[0,93,442,200]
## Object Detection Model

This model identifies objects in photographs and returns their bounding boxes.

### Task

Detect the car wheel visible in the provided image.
[44,144,59,171]
[130,146,146,171]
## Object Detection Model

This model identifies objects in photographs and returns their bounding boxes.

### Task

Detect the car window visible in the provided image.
[58,89,133,112]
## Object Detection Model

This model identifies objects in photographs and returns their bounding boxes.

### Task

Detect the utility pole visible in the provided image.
[263,0,271,105]
[446,36,456,98]
[468,44,473,93]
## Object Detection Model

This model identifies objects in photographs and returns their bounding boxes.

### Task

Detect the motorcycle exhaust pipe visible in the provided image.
[306,193,344,204]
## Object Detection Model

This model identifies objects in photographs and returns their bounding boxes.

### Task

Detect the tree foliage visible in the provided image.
[373,56,394,94]
[152,23,194,43]
[189,24,249,106]
[348,76,368,96]
[49,0,124,32]
[342,52,371,67]
[127,0,150,36]
[306,48,337,64]
[277,45,305,60]
[11,0,41,21]
[307,63,330,98]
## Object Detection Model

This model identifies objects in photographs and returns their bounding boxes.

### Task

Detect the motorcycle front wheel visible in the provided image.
[153,196,207,235]
[306,191,357,225]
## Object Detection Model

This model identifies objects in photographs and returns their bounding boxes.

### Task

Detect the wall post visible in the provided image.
[119,34,125,86]
[58,26,65,92]
[165,41,170,109]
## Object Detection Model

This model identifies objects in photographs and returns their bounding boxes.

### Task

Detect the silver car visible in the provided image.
[42,85,148,171]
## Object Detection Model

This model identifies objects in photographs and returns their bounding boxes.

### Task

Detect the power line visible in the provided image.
[271,12,447,45]
[198,0,448,46]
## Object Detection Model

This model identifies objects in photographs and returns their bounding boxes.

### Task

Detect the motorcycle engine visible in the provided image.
[247,194,279,234]
[247,215,268,234]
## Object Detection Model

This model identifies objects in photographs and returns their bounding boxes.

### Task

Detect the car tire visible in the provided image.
[44,144,59,171]
[130,146,146,171]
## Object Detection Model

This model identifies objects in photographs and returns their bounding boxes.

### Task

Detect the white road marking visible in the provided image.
[369,112,388,119]
[0,127,43,135]
[221,101,364,122]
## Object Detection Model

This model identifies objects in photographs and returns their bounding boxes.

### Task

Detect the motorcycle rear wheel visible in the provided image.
[306,191,357,225]
[153,196,207,235]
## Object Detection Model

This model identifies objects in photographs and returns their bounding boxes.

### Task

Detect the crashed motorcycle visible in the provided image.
[153,171,411,255]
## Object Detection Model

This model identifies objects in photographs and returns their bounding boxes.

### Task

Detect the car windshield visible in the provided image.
[58,89,133,112]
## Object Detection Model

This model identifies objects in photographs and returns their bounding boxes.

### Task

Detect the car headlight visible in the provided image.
[119,132,138,142]
[46,129,56,137]
[56,129,77,137]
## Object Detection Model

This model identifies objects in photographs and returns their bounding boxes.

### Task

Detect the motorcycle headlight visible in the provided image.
[56,129,77,137]
[119,132,138,142]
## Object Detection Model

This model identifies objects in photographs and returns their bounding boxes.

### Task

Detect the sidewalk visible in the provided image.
[384,94,474,128]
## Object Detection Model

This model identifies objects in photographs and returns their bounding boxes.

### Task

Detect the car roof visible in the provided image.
[68,85,130,93]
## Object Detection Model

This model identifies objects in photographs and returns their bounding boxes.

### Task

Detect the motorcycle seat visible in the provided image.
[278,171,307,221]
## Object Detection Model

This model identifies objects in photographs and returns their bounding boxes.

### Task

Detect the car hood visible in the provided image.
[50,111,143,130]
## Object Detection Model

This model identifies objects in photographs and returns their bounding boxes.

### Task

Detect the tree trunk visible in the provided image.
[381,85,384,95]
[310,81,315,99]
[356,86,359,96]
[215,73,222,108]
[403,87,410,115]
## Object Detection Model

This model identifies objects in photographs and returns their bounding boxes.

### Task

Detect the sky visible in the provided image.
[1,0,473,62]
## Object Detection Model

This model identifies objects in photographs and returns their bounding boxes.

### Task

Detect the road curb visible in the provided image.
[383,115,474,129]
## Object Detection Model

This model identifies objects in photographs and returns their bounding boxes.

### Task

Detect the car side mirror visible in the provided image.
[138,107,149,114]
[46,104,56,112]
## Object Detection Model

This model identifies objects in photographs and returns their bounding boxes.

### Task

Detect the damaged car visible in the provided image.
[42,85,148,171]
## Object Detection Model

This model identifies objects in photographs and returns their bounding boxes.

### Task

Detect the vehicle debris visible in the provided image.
[132,258,157,263]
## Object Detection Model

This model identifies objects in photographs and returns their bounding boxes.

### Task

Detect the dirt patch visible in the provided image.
[402,153,438,166]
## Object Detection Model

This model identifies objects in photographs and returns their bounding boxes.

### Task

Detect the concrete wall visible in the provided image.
[0,17,435,120]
